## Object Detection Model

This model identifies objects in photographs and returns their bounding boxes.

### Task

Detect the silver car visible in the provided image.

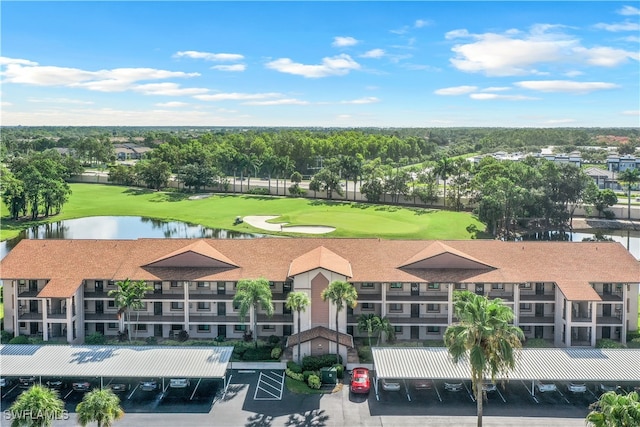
[381,378,401,392]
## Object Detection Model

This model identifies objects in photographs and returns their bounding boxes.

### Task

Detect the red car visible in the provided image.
[350,367,371,394]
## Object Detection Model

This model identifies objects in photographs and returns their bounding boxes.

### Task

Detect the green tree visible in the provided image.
[434,157,454,208]
[76,388,124,427]
[233,278,274,348]
[444,291,524,427]
[618,169,640,220]
[9,384,65,427]
[309,168,343,200]
[373,316,396,346]
[108,279,152,342]
[357,313,380,347]
[285,291,311,364]
[321,280,358,364]
[587,391,640,427]
[135,158,171,191]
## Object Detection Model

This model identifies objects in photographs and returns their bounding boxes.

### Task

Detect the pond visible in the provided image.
[521,229,640,260]
[0,216,261,259]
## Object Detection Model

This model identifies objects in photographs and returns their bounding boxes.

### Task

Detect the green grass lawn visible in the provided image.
[0,183,487,241]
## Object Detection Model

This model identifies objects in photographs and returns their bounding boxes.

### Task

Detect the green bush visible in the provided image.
[285,368,304,382]
[302,371,317,382]
[145,336,158,345]
[161,339,182,346]
[357,346,372,363]
[1,330,13,343]
[242,347,273,361]
[268,335,281,345]
[215,335,226,343]
[302,354,342,371]
[287,361,303,374]
[524,338,553,348]
[176,330,189,342]
[627,338,640,348]
[596,338,625,348]
[307,374,321,389]
[627,331,640,342]
[333,364,344,379]
[271,347,282,359]
[246,188,270,195]
[85,332,107,345]
[9,335,30,344]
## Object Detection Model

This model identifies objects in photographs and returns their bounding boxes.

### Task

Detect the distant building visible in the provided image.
[584,167,620,190]
[607,154,640,173]
[113,144,153,161]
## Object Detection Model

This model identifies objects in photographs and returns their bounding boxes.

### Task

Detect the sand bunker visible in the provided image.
[243,215,335,234]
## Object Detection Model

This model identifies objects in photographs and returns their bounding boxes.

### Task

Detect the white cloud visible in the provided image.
[434,85,478,95]
[515,80,619,93]
[27,97,94,105]
[469,93,538,100]
[174,51,244,61]
[243,98,309,106]
[0,57,39,66]
[564,70,584,77]
[360,49,385,59]
[390,26,409,35]
[211,64,246,72]
[332,36,359,47]
[545,119,577,124]
[194,92,283,101]
[593,21,640,32]
[480,87,511,92]
[573,46,639,66]
[132,82,209,96]
[618,5,640,15]
[445,29,470,40]
[414,19,431,28]
[341,97,380,104]
[622,110,640,116]
[1,101,12,107]
[155,101,189,107]
[621,35,640,42]
[265,54,360,78]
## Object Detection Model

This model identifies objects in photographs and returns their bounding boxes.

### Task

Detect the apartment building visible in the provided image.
[1,238,638,362]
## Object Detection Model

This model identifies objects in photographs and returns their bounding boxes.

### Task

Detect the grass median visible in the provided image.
[1,183,487,241]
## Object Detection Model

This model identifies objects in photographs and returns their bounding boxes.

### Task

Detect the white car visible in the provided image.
[535,380,557,392]
[482,381,497,392]
[381,378,401,392]
[169,378,190,388]
[600,383,619,393]
[444,382,463,392]
[568,382,587,393]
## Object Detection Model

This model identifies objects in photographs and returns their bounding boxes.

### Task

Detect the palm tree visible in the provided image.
[357,313,380,347]
[434,157,454,208]
[444,290,524,427]
[233,278,274,348]
[285,291,311,364]
[374,316,396,346]
[108,279,152,341]
[618,169,640,220]
[587,390,640,427]
[9,384,65,427]
[76,388,124,427]
[321,280,358,364]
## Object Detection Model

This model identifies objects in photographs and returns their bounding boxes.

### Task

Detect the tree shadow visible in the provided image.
[148,192,192,203]
[284,409,330,427]
[245,413,275,427]
[123,188,154,196]
[70,348,116,364]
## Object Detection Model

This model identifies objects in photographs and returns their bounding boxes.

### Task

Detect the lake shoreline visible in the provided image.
[572,217,640,231]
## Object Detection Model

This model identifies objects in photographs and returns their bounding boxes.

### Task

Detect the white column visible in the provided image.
[184,281,190,332]
[513,284,520,326]
[447,284,454,324]
[42,299,49,341]
[66,297,73,343]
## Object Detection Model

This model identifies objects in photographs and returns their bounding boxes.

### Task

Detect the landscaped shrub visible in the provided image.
[268,335,281,345]
[627,338,640,348]
[287,361,303,374]
[176,330,189,342]
[302,354,342,371]
[523,338,552,348]
[246,188,270,195]
[627,331,640,342]
[333,364,344,379]
[8,335,29,344]
[303,371,317,382]
[307,374,321,390]
[285,368,304,381]
[85,332,107,345]
[1,330,13,343]
[422,340,446,347]
[271,347,282,359]
[215,335,226,343]
[242,347,273,361]
[145,336,158,345]
[357,346,372,363]
[596,338,625,348]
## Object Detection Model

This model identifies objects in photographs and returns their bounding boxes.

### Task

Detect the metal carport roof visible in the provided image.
[0,345,233,378]
[372,347,640,382]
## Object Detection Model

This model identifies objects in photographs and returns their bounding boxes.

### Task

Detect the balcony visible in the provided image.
[18,311,43,320]
[386,294,448,302]
[47,309,67,320]
[599,292,623,302]
[572,315,592,323]
[519,316,555,324]
[596,316,622,325]
[385,316,449,325]
[17,290,40,298]
[142,293,185,301]
[84,292,110,299]
[256,314,293,323]
[357,293,383,302]
[486,292,514,301]
[188,293,233,301]
[520,293,555,302]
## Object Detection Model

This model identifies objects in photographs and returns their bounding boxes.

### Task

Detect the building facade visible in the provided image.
[1,238,638,361]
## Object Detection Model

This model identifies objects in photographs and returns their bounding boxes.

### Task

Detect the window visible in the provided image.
[133,303,147,311]
[455,284,466,290]
[234,325,246,332]
[394,326,403,333]
[19,322,26,328]
[170,281,180,288]
[135,324,147,331]
[107,301,115,308]
[389,303,403,312]
[171,324,182,331]
[361,303,374,311]
[233,300,241,310]
[390,283,402,289]
[269,281,275,288]
[428,283,440,290]
[492,284,504,290]
[262,325,275,331]
[197,282,210,288]
[522,326,531,332]
[520,303,532,311]
[197,325,210,332]
[522,283,532,289]
[427,304,439,312]
[108,323,118,329]
[171,302,184,311]
[197,302,210,311]
[360,283,374,289]
[427,326,440,333]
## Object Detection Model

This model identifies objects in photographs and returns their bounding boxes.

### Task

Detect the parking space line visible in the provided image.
[463,381,475,402]
[2,384,19,399]
[190,378,202,401]
[496,387,507,403]
[402,379,411,402]
[63,389,74,399]
[127,384,139,400]
[433,382,443,402]
[520,380,538,403]
[253,370,284,400]
[555,387,570,404]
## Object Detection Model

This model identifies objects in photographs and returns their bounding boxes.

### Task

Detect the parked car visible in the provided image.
[444,382,463,392]
[482,381,497,392]
[381,378,401,392]
[45,379,65,390]
[349,367,370,394]
[107,383,130,393]
[72,381,91,392]
[568,382,587,393]
[169,378,190,389]
[19,377,36,389]
[139,380,158,392]
[535,380,557,393]
[600,383,620,393]
[413,378,432,390]
[0,378,12,388]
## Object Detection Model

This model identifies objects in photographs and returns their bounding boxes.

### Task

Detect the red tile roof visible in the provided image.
[285,326,354,348]
[1,238,638,300]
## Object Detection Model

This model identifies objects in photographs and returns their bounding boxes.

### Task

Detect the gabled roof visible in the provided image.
[285,326,354,348]
[288,246,352,278]
[145,240,238,268]
[399,241,495,270]
[555,279,601,301]
[37,277,84,298]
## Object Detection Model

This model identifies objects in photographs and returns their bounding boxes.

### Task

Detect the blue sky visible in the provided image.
[1,1,639,127]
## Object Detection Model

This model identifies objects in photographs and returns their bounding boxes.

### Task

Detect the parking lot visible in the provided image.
[1,370,634,426]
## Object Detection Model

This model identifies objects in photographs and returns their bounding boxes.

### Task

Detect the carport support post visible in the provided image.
[531,380,535,397]
[101,377,104,389]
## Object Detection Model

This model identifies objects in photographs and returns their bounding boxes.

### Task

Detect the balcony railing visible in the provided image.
[519,316,555,324]
[520,293,555,301]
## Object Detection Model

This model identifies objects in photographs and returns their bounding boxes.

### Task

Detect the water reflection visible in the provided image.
[1,216,260,259]
[521,229,640,260]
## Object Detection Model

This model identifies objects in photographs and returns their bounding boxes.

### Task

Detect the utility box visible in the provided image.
[320,367,337,384]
